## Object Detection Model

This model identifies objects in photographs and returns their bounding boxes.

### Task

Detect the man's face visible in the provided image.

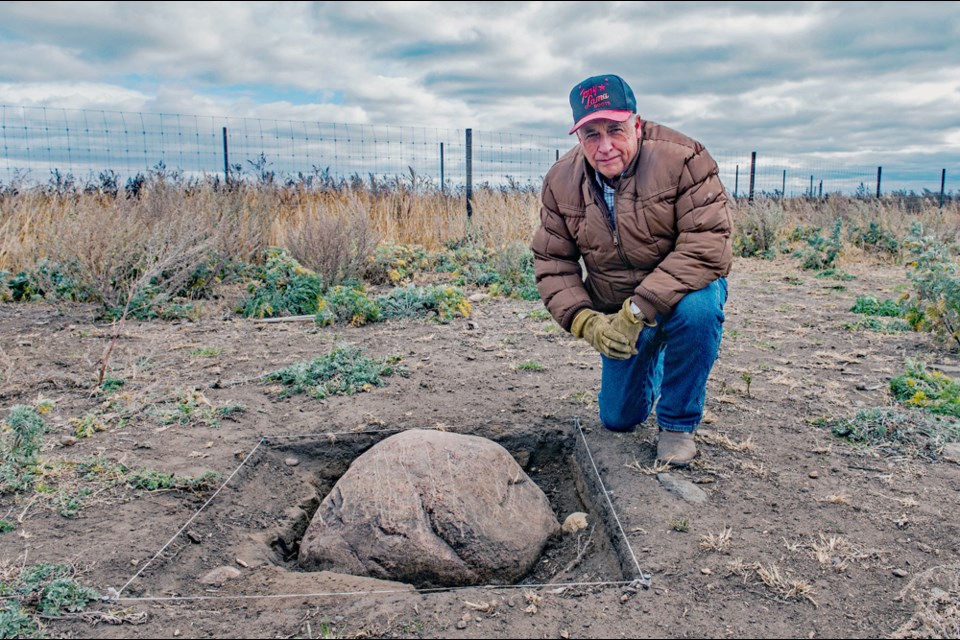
[576,116,640,180]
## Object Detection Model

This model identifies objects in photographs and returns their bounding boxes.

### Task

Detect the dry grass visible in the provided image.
[0,182,540,277]
[278,193,379,287]
[625,458,672,475]
[869,490,920,509]
[689,458,729,478]
[782,533,881,573]
[699,527,733,553]
[469,189,541,249]
[2,185,957,318]
[696,429,756,454]
[733,459,767,478]
[778,195,960,253]
[727,559,818,605]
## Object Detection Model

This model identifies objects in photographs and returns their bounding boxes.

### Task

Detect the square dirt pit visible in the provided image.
[114,423,634,600]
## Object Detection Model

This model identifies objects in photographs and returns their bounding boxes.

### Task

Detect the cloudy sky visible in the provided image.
[1,1,958,192]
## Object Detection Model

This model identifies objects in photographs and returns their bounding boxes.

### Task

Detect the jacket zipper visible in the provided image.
[592,184,633,270]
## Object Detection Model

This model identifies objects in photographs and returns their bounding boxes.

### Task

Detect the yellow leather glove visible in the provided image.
[609,298,657,343]
[571,309,636,359]
[607,299,644,350]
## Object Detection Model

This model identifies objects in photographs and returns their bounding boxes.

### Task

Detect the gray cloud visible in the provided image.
[0,1,958,190]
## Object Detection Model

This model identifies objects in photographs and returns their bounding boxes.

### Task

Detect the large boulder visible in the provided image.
[298,429,560,587]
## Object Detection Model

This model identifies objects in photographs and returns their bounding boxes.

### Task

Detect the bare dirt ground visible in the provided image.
[2,255,959,639]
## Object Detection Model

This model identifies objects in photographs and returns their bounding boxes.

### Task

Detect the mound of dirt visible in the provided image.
[297,429,561,588]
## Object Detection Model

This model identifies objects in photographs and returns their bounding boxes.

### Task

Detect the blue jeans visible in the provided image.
[598,278,728,434]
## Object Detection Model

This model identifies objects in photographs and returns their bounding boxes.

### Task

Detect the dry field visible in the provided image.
[1,185,959,639]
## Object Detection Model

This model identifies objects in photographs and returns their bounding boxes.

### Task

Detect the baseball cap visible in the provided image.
[568,74,637,135]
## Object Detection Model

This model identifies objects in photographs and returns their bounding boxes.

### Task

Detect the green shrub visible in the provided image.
[316,285,382,326]
[841,317,911,333]
[522,308,552,321]
[0,270,10,303]
[517,361,545,372]
[179,254,250,298]
[489,242,540,300]
[4,253,229,322]
[364,243,432,284]
[239,248,324,318]
[798,219,843,271]
[376,285,471,323]
[849,221,900,259]
[822,405,960,458]
[0,602,42,638]
[900,223,960,349]
[6,259,91,303]
[0,562,99,635]
[787,224,820,245]
[190,347,223,358]
[124,468,218,492]
[145,390,226,428]
[432,242,489,274]
[890,361,960,418]
[57,458,219,515]
[314,284,472,326]
[733,228,778,259]
[0,406,46,494]
[451,241,539,300]
[99,376,126,393]
[850,295,902,317]
[264,344,398,399]
[36,577,99,617]
[125,468,177,491]
[103,282,199,321]
[733,201,784,259]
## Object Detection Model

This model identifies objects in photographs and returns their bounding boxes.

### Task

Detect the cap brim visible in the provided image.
[569,109,634,135]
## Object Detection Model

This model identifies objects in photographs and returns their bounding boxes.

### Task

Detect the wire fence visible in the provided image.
[0,105,956,199]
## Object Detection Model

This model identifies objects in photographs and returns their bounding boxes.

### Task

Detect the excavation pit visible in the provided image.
[118,422,636,598]
[270,426,623,589]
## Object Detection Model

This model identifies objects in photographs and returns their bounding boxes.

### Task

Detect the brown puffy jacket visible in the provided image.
[530,120,732,331]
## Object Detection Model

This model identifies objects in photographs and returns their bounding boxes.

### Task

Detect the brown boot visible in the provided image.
[656,430,697,467]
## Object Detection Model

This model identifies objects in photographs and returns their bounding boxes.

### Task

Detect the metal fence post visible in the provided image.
[734,164,739,199]
[876,166,882,198]
[748,151,756,203]
[782,169,786,200]
[465,128,473,219]
[940,168,946,209]
[440,142,444,193]
[222,126,229,185]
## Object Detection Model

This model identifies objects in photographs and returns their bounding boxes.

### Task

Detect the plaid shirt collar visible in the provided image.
[594,172,617,229]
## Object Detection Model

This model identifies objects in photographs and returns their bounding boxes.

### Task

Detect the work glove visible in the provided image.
[608,299,657,350]
[570,309,636,360]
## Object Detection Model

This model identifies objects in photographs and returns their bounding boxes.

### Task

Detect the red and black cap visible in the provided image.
[568,74,637,135]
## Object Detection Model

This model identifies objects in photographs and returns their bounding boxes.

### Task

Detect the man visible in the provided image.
[531,74,732,466]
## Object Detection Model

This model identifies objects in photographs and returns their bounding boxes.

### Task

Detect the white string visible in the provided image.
[112,579,638,604]
[114,438,266,596]
[261,428,406,440]
[574,416,651,588]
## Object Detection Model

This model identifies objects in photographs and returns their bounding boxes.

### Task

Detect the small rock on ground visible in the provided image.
[200,566,242,584]
[657,473,708,504]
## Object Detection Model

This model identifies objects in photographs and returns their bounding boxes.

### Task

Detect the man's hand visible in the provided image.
[607,299,645,350]
[571,309,636,359]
